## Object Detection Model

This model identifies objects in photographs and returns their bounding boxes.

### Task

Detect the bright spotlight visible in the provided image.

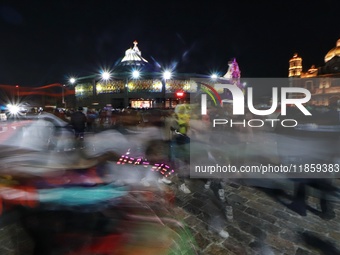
[69,77,76,84]
[101,71,111,80]
[7,104,20,115]
[132,70,140,79]
[163,70,172,80]
[211,73,218,80]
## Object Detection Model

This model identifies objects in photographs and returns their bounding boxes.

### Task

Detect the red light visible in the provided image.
[176,90,185,98]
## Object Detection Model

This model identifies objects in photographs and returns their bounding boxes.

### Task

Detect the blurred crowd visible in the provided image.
[0,102,339,254]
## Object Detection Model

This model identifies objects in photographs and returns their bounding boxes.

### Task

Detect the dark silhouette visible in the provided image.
[302,232,340,255]
[287,179,337,220]
[70,107,87,139]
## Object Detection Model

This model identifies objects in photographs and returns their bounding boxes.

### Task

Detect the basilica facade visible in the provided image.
[289,39,340,106]
[73,41,241,109]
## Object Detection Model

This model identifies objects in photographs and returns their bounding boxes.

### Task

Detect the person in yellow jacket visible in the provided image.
[171,104,191,193]
[174,105,190,144]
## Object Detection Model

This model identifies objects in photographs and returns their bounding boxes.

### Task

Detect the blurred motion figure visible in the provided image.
[71,107,87,139]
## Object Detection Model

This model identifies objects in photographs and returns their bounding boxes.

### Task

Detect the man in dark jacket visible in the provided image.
[70,107,87,139]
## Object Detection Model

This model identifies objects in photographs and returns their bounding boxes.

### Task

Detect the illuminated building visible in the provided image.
[74,41,242,109]
[1,41,241,110]
[289,39,340,106]
[288,53,302,77]
[75,41,192,108]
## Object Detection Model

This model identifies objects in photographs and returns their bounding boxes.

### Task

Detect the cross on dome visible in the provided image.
[133,40,140,52]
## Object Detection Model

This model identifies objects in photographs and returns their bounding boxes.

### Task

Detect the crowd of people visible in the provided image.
[50,106,170,134]
[36,102,339,239]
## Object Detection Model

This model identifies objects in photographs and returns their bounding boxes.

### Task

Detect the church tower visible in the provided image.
[288,53,303,77]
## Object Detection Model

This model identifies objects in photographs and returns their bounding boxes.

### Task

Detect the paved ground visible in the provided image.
[169,178,340,255]
[0,178,339,255]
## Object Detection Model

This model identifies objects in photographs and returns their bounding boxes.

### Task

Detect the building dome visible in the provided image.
[324,39,340,63]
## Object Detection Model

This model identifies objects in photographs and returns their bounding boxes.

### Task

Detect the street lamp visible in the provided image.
[67,77,78,109]
[62,84,66,108]
[69,77,76,84]
[15,85,19,101]
[211,73,218,80]
[124,70,141,108]
[132,70,140,79]
[101,71,111,81]
[163,70,172,80]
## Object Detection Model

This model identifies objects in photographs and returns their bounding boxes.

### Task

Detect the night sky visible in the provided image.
[0,0,339,87]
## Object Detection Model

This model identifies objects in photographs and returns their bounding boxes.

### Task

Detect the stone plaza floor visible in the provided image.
[171,178,340,255]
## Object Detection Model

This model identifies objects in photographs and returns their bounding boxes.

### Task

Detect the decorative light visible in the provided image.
[128,82,135,90]
[97,84,103,92]
[75,87,84,93]
[183,81,191,91]
[152,81,162,91]
[175,90,185,98]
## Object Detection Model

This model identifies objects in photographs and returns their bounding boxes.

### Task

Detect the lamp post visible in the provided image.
[68,72,110,109]
[124,79,128,108]
[162,70,172,108]
[68,77,77,109]
[98,71,111,107]
[124,70,140,108]
[62,84,66,108]
[15,85,19,101]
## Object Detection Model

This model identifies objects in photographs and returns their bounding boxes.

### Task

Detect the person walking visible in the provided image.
[171,105,191,194]
[70,107,87,140]
[287,179,337,219]
[86,109,98,132]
